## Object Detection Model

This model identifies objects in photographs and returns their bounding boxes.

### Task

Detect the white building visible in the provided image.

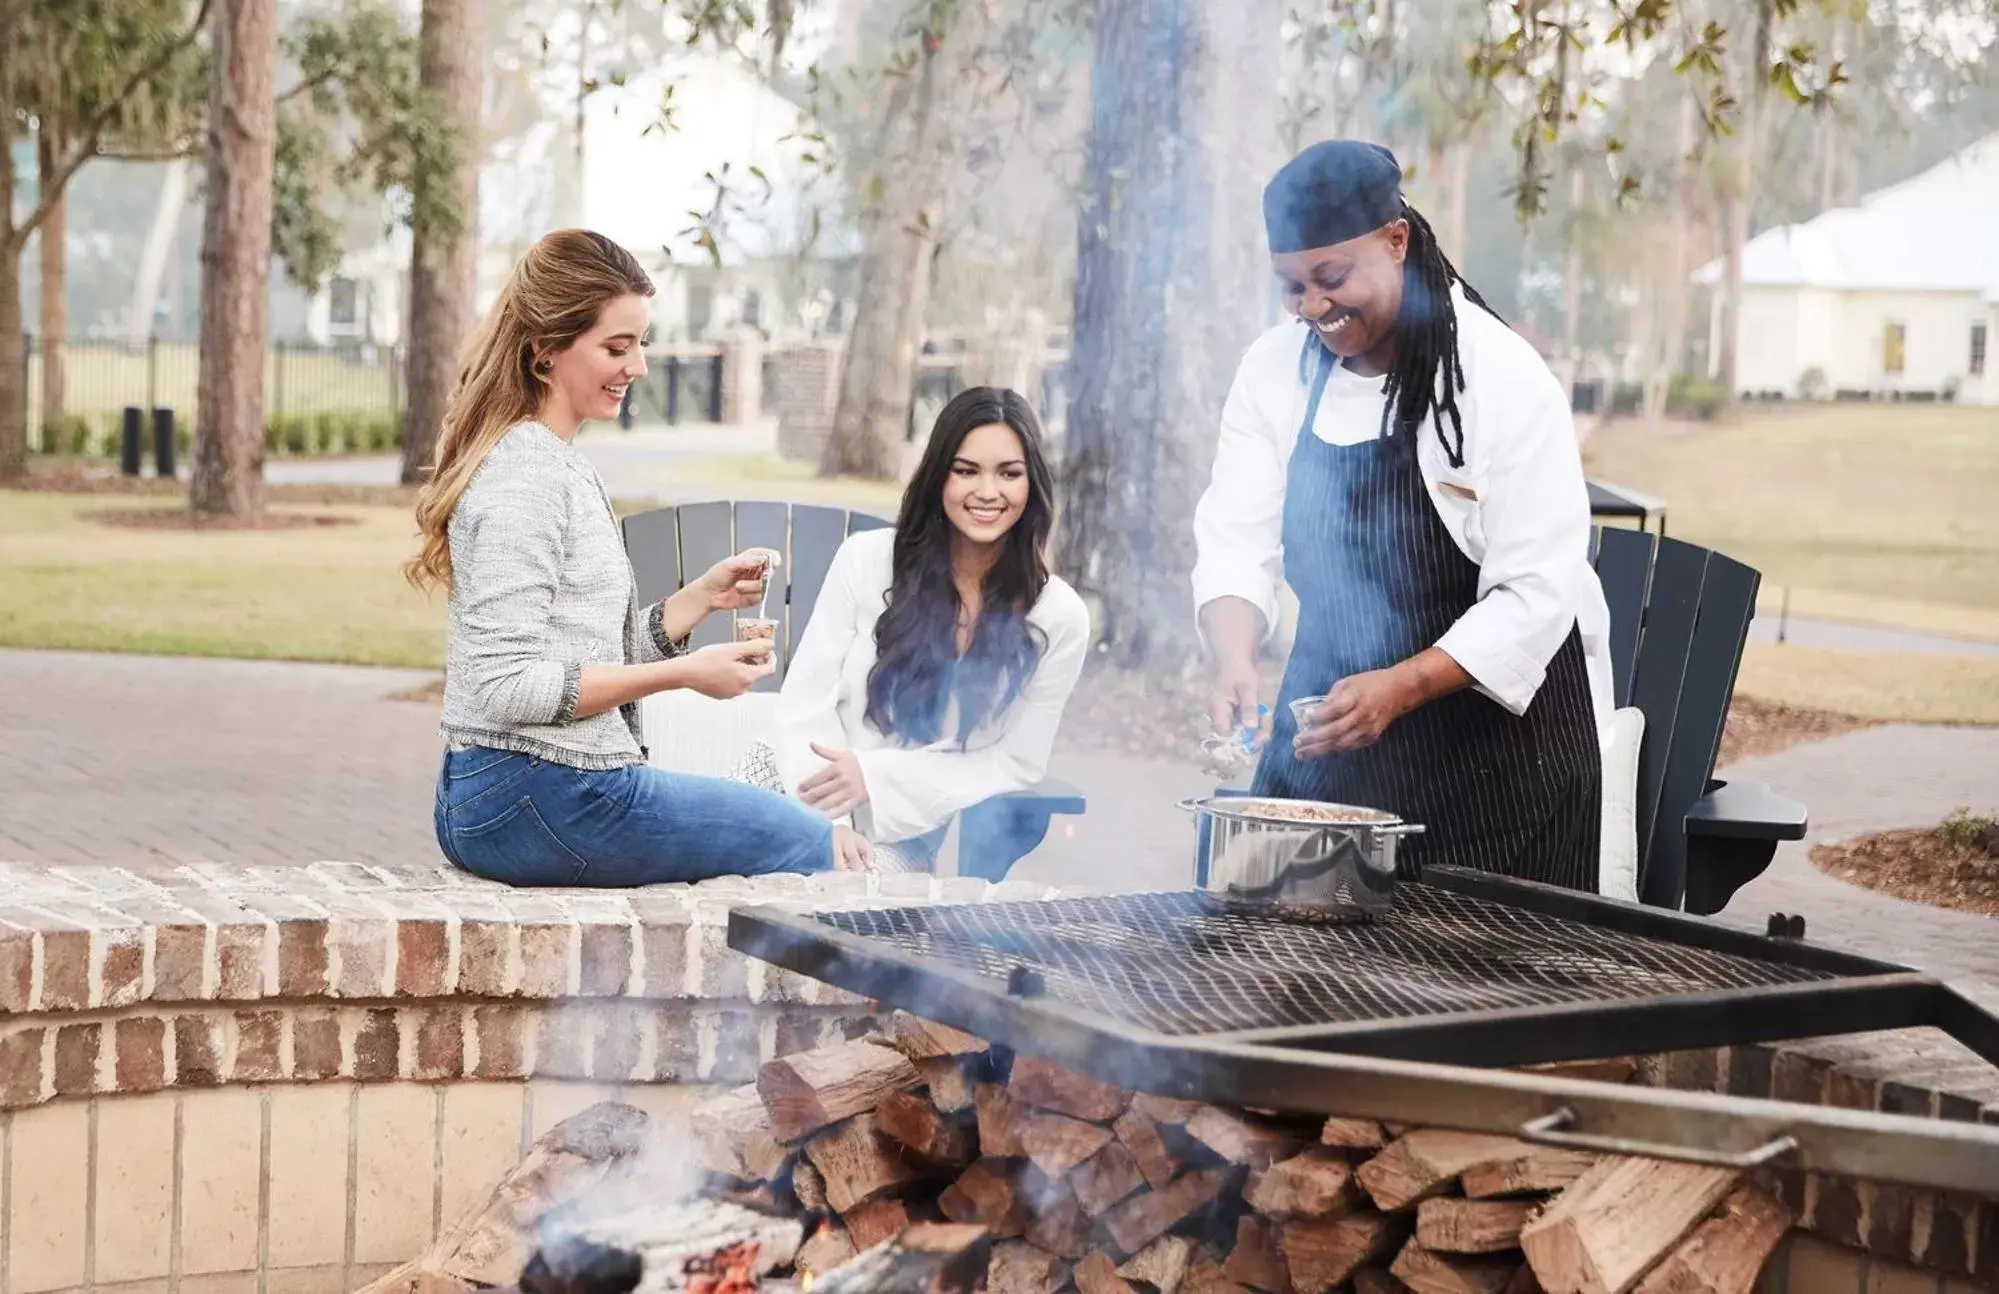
[1696,134,1998,405]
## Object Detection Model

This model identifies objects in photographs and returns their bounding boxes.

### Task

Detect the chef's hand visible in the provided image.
[1210,657,1273,750]
[800,742,869,817]
[832,825,872,871]
[697,548,780,611]
[1294,668,1417,759]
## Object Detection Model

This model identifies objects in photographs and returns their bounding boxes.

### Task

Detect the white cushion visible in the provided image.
[1597,706,1646,902]
[641,690,782,778]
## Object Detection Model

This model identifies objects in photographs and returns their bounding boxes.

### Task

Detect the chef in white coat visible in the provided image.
[1192,139,1613,889]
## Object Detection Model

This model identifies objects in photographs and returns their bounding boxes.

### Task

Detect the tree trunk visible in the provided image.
[818,18,969,480]
[1716,0,1774,407]
[1059,0,1284,665]
[401,0,486,485]
[0,249,23,482]
[0,10,26,483]
[36,129,67,421]
[1649,96,1698,419]
[1559,168,1583,402]
[1444,141,1472,265]
[189,0,280,517]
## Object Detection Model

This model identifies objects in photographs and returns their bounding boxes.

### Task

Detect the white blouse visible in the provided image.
[774,528,1092,843]
[1191,285,1614,745]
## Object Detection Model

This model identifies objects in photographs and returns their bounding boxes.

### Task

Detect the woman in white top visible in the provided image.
[728,387,1090,872]
[1193,140,1611,890]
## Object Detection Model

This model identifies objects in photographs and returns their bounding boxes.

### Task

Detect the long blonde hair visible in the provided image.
[405,229,655,591]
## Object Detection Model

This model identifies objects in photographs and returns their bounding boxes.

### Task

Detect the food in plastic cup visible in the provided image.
[736,616,779,645]
[1290,695,1327,728]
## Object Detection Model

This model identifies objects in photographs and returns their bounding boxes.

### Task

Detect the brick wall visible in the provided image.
[768,341,843,463]
[0,860,1061,1291]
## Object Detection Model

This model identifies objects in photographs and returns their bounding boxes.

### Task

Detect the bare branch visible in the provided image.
[18,0,215,243]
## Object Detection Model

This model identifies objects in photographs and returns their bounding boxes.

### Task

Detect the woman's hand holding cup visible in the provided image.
[699,548,781,611]
[680,639,775,699]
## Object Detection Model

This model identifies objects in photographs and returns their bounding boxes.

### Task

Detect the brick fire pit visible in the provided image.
[0,859,1991,1292]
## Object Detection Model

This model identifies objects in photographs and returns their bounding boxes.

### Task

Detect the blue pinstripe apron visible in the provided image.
[1250,343,1602,889]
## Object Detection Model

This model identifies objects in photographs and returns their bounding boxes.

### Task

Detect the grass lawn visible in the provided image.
[1583,403,1999,642]
[0,492,445,668]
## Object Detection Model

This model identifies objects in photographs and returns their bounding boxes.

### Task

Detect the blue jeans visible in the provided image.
[433,747,833,886]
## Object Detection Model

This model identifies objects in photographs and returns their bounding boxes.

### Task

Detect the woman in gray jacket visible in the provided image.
[408,229,849,885]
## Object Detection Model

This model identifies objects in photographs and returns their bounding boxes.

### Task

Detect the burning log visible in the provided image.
[1390,1239,1520,1294]
[1351,1270,1404,1294]
[1631,1185,1792,1294]
[808,1222,992,1293]
[988,1239,1070,1293]
[795,1222,856,1277]
[1131,1093,1205,1125]
[1187,1248,1254,1293]
[1518,1157,1739,1294]
[1356,1132,1532,1212]
[804,1112,926,1213]
[758,1038,922,1142]
[1246,1149,1358,1221]
[790,1161,827,1212]
[1415,1199,1538,1254]
[1010,1054,1132,1122]
[537,1198,805,1294]
[877,1089,975,1165]
[1460,1149,1599,1201]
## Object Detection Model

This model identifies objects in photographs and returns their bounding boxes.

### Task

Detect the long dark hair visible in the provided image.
[865,386,1056,748]
[1378,203,1503,470]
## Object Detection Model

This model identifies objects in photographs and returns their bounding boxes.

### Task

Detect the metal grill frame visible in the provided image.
[728,867,1999,1196]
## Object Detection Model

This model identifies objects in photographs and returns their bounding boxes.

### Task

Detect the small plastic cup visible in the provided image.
[1290,695,1327,729]
[736,616,779,645]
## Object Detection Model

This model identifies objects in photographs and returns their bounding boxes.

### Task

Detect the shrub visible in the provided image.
[1797,366,1830,401]
[1608,383,1645,416]
[1666,373,1727,421]
[1935,808,1999,858]
[38,412,94,456]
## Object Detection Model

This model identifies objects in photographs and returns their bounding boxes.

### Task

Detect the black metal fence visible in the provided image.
[25,334,404,454]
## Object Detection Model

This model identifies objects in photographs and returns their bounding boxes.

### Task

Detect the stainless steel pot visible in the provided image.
[1178,796,1426,922]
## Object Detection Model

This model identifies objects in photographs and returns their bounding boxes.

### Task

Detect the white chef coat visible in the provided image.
[775,527,1092,842]
[1191,285,1614,746]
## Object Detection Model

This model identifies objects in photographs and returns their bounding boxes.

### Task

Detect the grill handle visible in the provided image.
[1519,1108,1799,1169]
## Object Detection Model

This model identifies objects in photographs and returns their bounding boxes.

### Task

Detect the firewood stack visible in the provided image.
[687,1020,1796,1294]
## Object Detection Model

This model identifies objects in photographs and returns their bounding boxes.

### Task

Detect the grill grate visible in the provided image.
[810,888,1837,1037]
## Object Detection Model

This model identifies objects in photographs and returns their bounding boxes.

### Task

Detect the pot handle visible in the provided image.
[1518,1107,1798,1169]
[1175,797,1207,815]
[1376,822,1428,837]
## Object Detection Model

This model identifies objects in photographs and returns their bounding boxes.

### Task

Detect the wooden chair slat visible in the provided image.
[1627,538,1711,906]
[676,501,737,653]
[848,512,892,536]
[734,502,792,692]
[1592,527,1657,710]
[622,507,682,608]
[1642,547,1761,908]
[788,505,858,670]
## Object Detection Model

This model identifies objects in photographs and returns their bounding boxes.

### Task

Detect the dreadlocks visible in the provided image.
[1378,204,1503,470]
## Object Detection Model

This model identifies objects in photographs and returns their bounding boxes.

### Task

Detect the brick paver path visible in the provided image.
[5,648,1994,999]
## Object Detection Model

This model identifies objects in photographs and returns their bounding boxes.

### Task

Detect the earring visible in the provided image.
[535,359,552,374]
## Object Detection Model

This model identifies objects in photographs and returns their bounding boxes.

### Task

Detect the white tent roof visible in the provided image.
[1695,132,1999,302]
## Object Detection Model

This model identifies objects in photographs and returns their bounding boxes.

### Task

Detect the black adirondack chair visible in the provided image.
[622,500,1088,882]
[1194,528,1807,915]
